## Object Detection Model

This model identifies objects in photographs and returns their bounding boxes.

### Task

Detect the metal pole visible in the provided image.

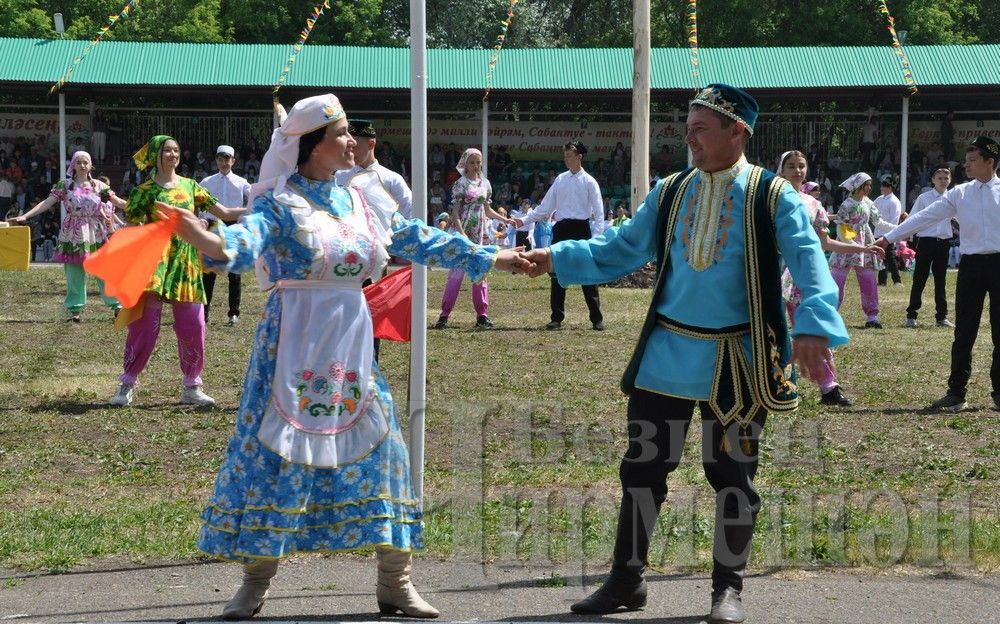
[59,93,67,222]
[482,99,489,178]
[630,0,651,212]
[900,96,909,209]
[408,0,429,502]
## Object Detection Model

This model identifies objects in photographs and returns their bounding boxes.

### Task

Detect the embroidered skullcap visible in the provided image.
[216,145,235,157]
[839,172,872,193]
[251,94,346,207]
[970,136,1000,160]
[565,140,588,155]
[349,119,377,138]
[879,174,894,187]
[690,84,759,137]
[456,148,482,174]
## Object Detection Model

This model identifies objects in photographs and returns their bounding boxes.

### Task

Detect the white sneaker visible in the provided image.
[110,383,136,406]
[904,318,918,328]
[227,315,239,326]
[180,385,215,406]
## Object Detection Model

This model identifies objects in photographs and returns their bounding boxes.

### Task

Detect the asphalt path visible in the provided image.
[2,557,997,623]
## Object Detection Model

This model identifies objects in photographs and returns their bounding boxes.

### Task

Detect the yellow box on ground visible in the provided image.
[0,225,31,271]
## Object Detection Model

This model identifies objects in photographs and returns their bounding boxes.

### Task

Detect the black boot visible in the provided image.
[571,491,659,614]
[709,508,754,623]
[570,573,647,614]
[708,587,745,623]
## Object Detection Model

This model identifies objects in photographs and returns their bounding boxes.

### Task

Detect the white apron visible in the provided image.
[257,185,390,467]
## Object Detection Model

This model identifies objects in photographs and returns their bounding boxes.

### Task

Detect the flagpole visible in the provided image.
[408,0,429,501]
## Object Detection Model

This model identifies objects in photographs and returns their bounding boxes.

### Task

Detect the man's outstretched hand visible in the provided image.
[792,335,832,383]
[519,248,552,278]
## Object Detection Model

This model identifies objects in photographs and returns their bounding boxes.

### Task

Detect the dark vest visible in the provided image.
[620,165,799,419]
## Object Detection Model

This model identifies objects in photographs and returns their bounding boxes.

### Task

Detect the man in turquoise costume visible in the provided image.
[523,85,848,623]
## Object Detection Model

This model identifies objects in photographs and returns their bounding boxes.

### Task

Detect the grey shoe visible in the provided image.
[930,393,967,411]
[228,314,239,326]
[937,318,955,328]
[904,318,918,328]
[110,383,136,407]
[708,587,745,623]
[180,385,215,406]
[545,320,562,330]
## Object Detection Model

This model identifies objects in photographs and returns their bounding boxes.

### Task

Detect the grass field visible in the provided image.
[1,263,998,574]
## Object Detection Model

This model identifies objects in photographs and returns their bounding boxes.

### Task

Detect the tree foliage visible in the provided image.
[0,0,996,47]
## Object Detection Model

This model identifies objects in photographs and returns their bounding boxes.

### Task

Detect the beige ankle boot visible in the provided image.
[221,559,279,620]
[376,549,440,618]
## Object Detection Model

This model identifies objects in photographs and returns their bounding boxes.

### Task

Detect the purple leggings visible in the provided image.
[439,268,488,318]
[120,294,206,387]
[830,265,880,322]
[786,301,838,394]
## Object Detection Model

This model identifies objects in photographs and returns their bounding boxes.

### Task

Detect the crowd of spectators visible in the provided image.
[3,110,975,264]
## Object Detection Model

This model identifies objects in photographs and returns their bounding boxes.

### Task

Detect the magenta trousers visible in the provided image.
[439,268,488,318]
[120,294,206,387]
[830,265,880,322]
[785,301,838,394]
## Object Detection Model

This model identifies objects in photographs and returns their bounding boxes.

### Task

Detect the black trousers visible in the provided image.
[948,254,1000,398]
[906,237,950,321]
[878,242,902,285]
[611,389,764,594]
[549,219,602,324]
[202,271,242,320]
[515,230,532,251]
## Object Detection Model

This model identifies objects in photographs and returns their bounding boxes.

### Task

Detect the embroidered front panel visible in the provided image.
[295,362,364,419]
[682,159,747,272]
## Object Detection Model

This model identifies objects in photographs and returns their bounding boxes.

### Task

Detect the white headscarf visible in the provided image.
[249,94,346,208]
[839,172,872,193]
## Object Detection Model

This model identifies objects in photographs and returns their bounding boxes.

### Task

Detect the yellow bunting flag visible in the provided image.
[484,0,519,101]
[50,0,142,95]
[686,0,700,88]
[876,0,918,95]
[273,1,332,96]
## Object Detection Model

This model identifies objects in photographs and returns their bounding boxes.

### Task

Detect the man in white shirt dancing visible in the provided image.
[877,136,1000,411]
[336,119,412,218]
[199,145,250,325]
[513,141,606,330]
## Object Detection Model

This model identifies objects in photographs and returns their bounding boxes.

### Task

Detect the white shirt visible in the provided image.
[886,176,1000,255]
[510,208,532,232]
[909,188,954,239]
[336,160,413,218]
[199,170,250,221]
[873,192,902,238]
[520,167,603,233]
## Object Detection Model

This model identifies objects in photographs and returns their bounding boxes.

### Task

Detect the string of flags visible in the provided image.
[876,0,918,96]
[273,0,332,97]
[686,0,700,88]
[483,0,519,102]
[50,0,142,95]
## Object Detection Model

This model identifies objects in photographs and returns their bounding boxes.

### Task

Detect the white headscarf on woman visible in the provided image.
[249,94,346,208]
[839,172,872,193]
[456,148,482,175]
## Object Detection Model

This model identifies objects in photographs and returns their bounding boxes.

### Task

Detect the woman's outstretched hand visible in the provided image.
[155,202,228,260]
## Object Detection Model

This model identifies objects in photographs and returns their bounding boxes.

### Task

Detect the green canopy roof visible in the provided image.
[3,38,997,93]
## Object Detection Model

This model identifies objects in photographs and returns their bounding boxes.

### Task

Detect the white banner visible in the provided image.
[372,119,687,161]
[908,120,1000,153]
[0,113,91,149]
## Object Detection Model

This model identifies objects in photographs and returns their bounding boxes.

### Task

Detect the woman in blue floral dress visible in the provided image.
[163,95,529,619]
